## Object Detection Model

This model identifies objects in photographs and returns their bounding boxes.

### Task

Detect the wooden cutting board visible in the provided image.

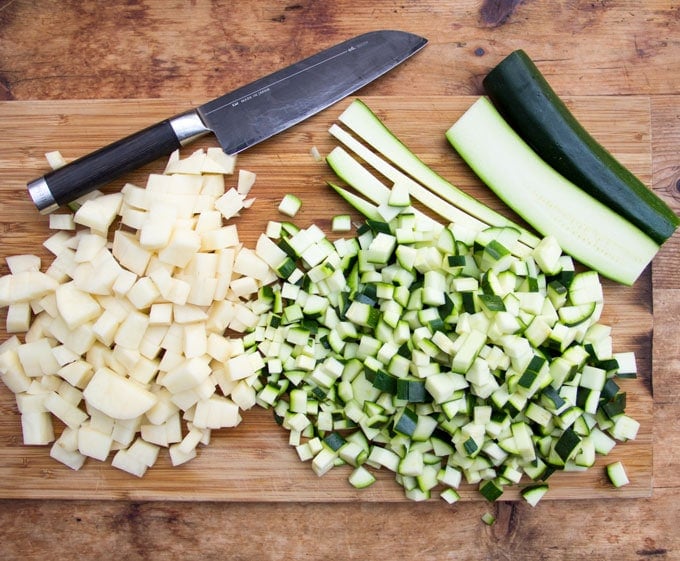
[0,96,654,501]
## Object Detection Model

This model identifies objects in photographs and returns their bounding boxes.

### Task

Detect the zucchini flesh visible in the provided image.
[482,50,679,245]
[446,97,659,286]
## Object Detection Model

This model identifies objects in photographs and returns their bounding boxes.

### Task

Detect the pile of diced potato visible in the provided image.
[0,148,275,477]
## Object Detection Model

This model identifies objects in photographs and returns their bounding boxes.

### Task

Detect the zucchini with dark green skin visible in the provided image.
[482,50,679,245]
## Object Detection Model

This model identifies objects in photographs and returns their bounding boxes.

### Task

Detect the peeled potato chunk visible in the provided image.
[83,367,157,420]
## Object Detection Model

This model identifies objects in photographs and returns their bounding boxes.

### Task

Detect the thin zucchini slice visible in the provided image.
[334,100,541,248]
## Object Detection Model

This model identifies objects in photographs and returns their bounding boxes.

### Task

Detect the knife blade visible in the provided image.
[27,30,427,214]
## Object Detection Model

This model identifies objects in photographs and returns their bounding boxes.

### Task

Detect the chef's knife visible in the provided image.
[27,30,427,214]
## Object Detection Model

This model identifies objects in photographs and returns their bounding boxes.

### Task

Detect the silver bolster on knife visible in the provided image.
[27,177,58,215]
[169,110,211,146]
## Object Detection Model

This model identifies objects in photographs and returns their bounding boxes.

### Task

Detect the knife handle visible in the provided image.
[27,110,210,214]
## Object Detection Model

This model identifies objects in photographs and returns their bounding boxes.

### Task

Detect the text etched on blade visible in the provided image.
[231,87,272,108]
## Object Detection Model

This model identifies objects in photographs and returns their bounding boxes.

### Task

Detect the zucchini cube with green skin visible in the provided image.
[478,293,506,315]
[331,214,353,233]
[480,239,514,272]
[532,235,563,275]
[348,465,376,488]
[558,302,596,327]
[345,300,380,329]
[365,232,397,264]
[451,329,487,374]
[393,406,419,437]
[547,279,569,309]
[479,479,504,502]
[606,461,630,488]
[521,484,549,507]
[278,193,302,218]
[399,449,425,477]
[554,428,582,462]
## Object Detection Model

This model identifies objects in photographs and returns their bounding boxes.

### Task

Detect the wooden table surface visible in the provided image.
[1,1,679,559]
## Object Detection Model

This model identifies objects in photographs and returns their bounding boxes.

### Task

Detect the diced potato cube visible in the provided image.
[57,360,94,389]
[162,357,211,393]
[0,349,32,393]
[55,426,80,452]
[164,148,206,175]
[192,395,241,430]
[111,416,142,448]
[186,276,217,307]
[172,304,207,324]
[127,437,160,468]
[112,449,148,477]
[114,310,149,349]
[55,282,101,330]
[0,271,59,307]
[64,323,96,356]
[200,225,240,251]
[158,229,201,268]
[56,381,83,406]
[44,391,88,429]
[141,422,169,447]
[145,388,179,425]
[5,254,41,274]
[17,338,59,377]
[77,423,113,461]
[113,231,153,276]
[43,231,73,257]
[6,302,31,333]
[183,322,208,359]
[74,192,123,235]
[149,302,173,326]
[200,174,225,198]
[129,356,159,385]
[83,367,157,420]
[165,412,182,443]
[204,147,237,175]
[230,380,257,410]
[215,188,245,220]
[177,426,203,455]
[74,233,107,263]
[112,269,138,297]
[50,439,87,470]
[126,277,160,310]
[85,405,115,435]
[169,442,197,466]
[16,392,47,414]
[233,247,271,281]
[49,213,76,231]
[21,411,55,445]
[45,150,67,170]
[237,169,256,195]
[230,276,259,299]
[206,333,230,362]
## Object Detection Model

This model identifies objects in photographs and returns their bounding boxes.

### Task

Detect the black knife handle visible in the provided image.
[27,110,210,213]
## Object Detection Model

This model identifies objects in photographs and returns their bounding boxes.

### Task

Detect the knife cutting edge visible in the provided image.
[27,30,427,214]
